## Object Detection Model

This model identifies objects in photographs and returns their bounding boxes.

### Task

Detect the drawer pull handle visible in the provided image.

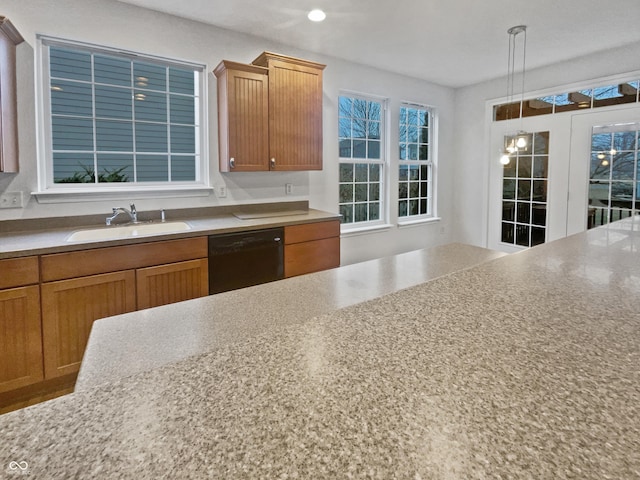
[230,157,235,169]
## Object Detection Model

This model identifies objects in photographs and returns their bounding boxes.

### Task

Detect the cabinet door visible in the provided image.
[41,271,136,378]
[136,258,208,310]
[266,58,324,171]
[0,286,43,393]
[215,61,269,172]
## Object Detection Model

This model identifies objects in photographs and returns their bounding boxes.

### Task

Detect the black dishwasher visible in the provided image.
[208,228,284,294]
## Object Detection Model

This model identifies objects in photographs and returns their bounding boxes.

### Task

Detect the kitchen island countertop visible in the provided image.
[1,219,640,479]
[76,242,506,390]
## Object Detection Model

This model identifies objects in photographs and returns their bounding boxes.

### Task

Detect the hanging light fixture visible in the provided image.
[500,25,529,165]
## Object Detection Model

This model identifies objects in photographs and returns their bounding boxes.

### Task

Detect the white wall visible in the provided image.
[453,40,640,248]
[0,0,455,265]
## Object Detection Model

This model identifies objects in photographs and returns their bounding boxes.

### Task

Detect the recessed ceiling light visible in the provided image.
[307,9,326,22]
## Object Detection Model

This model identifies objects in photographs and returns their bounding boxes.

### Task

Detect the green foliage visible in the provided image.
[56,165,129,183]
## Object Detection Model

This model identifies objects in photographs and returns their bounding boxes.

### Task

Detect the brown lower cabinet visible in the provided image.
[41,271,137,378]
[284,220,340,277]
[39,237,209,380]
[0,256,42,394]
[1,237,208,412]
[1,223,339,412]
[0,285,43,393]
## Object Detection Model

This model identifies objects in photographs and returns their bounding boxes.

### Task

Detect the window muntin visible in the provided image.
[398,104,433,218]
[40,38,204,189]
[588,124,640,228]
[501,131,549,247]
[338,94,386,225]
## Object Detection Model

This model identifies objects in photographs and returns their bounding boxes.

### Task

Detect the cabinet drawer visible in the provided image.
[0,256,39,289]
[284,237,340,278]
[41,237,207,282]
[284,220,340,245]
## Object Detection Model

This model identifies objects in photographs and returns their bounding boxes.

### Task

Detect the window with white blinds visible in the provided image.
[39,37,205,189]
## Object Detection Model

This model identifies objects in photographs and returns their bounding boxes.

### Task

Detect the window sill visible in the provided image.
[32,185,214,204]
[340,223,393,237]
[397,216,441,228]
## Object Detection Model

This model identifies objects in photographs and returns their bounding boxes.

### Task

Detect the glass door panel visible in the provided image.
[489,114,570,253]
[568,107,640,235]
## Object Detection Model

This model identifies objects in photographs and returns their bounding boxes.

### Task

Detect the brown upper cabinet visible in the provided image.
[214,52,325,172]
[0,17,24,173]
[214,61,270,172]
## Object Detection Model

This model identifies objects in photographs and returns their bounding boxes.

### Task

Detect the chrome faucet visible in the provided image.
[106,203,138,225]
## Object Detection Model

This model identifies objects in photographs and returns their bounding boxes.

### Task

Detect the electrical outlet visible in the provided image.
[0,191,24,209]
[217,185,227,198]
[285,183,293,195]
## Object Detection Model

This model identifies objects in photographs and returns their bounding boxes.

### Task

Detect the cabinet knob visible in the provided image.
[229,157,235,169]
[270,158,276,169]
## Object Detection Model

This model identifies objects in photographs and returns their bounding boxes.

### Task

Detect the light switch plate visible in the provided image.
[0,191,24,209]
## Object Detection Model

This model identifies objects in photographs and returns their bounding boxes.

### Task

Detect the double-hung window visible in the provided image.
[398,103,434,219]
[338,94,386,227]
[38,37,206,194]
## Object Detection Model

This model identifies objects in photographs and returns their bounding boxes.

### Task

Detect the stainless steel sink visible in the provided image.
[66,221,191,242]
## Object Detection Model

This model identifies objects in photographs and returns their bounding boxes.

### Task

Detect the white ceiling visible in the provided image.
[117,0,640,88]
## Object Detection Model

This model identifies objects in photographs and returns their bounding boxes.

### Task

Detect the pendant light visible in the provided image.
[500,25,529,165]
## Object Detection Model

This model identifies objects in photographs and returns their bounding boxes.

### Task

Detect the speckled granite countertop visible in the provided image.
[77,243,506,390]
[2,219,640,479]
[0,201,338,259]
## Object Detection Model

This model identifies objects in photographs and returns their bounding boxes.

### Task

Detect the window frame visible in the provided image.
[338,91,389,231]
[397,102,437,223]
[35,35,210,201]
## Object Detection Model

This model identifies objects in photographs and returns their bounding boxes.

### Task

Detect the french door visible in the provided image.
[488,115,571,252]
[567,107,640,235]
[489,105,640,252]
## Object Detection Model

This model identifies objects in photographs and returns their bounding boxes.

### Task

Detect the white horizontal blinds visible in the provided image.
[48,42,198,184]
[338,95,384,224]
[50,47,94,182]
[168,67,198,181]
[399,105,432,218]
